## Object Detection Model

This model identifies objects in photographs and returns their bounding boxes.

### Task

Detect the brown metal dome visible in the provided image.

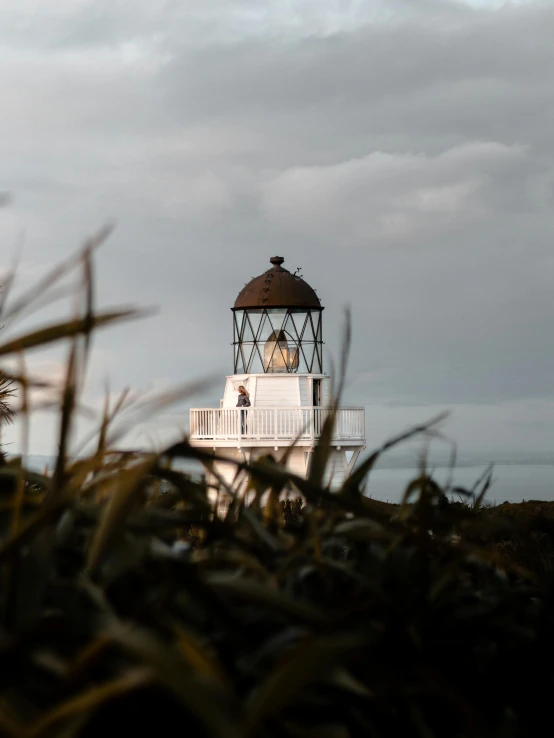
[233,257,322,310]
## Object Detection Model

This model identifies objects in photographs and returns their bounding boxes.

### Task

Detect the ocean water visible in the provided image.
[367,464,554,505]
[19,456,554,505]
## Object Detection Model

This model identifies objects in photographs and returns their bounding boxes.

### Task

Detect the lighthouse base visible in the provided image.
[204,444,362,514]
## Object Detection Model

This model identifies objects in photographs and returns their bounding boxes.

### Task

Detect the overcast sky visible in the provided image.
[0,0,553,459]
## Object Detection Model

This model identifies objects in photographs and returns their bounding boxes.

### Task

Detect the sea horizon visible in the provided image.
[13,453,554,506]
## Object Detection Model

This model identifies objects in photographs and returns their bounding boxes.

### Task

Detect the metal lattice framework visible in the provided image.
[232,308,323,374]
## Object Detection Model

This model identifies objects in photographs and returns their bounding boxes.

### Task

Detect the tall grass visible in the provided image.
[0,239,552,738]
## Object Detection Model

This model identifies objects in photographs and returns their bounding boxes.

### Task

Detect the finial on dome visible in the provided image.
[269,256,284,267]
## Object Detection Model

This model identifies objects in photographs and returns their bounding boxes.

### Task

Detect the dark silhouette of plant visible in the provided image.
[0,371,15,426]
[0,304,16,458]
[0,239,552,738]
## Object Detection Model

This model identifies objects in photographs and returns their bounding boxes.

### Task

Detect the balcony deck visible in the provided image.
[189,406,365,447]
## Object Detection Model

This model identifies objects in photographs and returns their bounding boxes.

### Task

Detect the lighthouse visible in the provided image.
[189,256,365,504]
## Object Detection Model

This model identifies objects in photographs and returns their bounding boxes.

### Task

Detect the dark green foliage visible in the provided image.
[1,453,554,738]
[0,241,553,737]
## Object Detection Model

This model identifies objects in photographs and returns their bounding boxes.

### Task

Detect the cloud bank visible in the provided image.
[0,0,553,456]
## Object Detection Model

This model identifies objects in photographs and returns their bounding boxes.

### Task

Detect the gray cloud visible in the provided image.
[260,142,530,240]
[1,0,553,456]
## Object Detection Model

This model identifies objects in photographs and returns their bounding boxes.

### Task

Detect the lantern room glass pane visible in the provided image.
[240,314,254,342]
[247,309,266,339]
[233,308,323,374]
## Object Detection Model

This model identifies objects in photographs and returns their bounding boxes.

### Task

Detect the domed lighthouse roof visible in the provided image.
[233,256,322,310]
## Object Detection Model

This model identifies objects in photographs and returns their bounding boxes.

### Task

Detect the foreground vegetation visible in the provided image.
[0,238,553,737]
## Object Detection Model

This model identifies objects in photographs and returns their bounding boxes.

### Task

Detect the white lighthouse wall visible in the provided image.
[221,374,331,409]
[210,445,349,497]
[254,377,301,407]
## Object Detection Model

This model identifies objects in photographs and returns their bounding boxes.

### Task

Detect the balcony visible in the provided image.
[189,406,365,446]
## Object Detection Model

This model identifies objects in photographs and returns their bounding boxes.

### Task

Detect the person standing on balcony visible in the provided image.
[237,385,251,435]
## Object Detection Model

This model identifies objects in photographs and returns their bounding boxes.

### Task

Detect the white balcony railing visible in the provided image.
[189,407,365,443]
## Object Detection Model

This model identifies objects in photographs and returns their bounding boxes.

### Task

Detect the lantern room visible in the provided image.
[232,256,324,374]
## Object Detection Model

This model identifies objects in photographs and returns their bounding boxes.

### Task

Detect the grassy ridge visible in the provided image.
[0,241,553,737]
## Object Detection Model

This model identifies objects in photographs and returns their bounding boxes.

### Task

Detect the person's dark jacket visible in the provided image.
[237,394,251,407]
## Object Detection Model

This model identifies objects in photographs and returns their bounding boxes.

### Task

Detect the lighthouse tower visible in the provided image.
[189,256,365,501]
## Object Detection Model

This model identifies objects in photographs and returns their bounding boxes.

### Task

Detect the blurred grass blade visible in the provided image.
[26,668,153,738]
[473,463,494,509]
[170,621,231,685]
[50,341,78,499]
[108,623,244,738]
[81,243,95,371]
[0,308,145,357]
[339,412,449,500]
[307,407,337,490]
[86,454,158,573]
[1,225,113,324]
[104,378,215,449]
[247,635,367,730]
[205,572,324,624]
